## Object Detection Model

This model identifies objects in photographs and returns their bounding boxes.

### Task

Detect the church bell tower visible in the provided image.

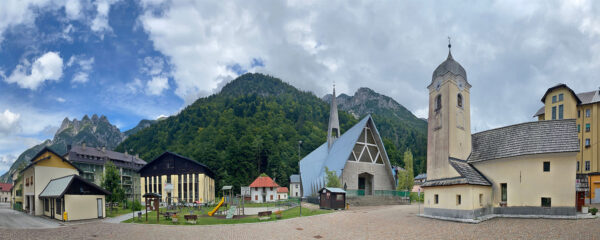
[328,84,341,149]
[426,41,472,180]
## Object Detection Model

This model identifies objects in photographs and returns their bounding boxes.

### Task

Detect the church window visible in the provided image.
[551,106,556,120]
[585,161,590,171]
[558,93,564,101]
[541,197,551,207]
[552,95,557,103]
[586,123,590,132]
[500,183,507,202]
[558,105,563,119]
[456,195,461,205]
[435,95,442,112]
[434,194,439,204]
[543,162,550,172]
[457,93,463,108]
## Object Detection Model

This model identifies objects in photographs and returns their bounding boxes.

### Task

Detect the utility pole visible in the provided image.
[298,140,302,217]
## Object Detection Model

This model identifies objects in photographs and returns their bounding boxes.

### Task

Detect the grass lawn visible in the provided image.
[106,207,137,218]
[122,206,332,225]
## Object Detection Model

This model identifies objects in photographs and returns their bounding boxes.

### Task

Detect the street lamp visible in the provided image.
[298,140,302,217]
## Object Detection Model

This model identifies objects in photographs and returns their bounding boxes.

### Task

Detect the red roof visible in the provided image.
[277,187,288,193]
[0,183,13,192]
[249,176,279,188]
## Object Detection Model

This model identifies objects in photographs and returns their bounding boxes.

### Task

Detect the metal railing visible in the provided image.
[346,189,409,197]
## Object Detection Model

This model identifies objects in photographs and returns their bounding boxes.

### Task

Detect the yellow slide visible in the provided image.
[208,197,225,216]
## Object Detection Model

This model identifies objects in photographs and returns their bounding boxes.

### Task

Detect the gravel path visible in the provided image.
[1,204,599,239]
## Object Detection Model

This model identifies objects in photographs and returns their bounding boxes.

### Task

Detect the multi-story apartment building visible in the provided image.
[63,144,146,200]
[535,84,600,203]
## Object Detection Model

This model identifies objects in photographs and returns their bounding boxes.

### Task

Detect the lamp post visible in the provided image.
[298,140,302,217]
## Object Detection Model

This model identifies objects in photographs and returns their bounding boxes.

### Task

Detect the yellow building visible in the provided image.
[39,174,110,220]
[138,152,215,204]
[534,84,600,203]
[422,48,579,220]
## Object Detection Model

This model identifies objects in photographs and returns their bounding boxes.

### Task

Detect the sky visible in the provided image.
[1,0,600,174]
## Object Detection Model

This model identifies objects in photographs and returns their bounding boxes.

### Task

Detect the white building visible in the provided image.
[249,175,279,203]
[277,187,289,200]
[289,174,301,198]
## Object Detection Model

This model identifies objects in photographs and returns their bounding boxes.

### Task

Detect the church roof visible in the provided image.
[468,119,579,163]
[299,115,394,197]
[421,158,491,187]
[432,51,467,82]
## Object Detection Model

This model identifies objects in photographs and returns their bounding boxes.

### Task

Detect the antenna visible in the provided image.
[448,36,451,49]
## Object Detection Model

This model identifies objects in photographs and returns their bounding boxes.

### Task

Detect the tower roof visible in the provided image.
[432,51,467,82]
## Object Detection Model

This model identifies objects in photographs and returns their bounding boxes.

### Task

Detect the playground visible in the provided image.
[128,186,330,225]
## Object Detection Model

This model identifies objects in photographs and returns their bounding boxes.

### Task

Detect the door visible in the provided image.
[576,192,585,211]
[97,198,103,218]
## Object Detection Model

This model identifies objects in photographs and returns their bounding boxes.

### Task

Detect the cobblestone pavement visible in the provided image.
[1,204,599,239]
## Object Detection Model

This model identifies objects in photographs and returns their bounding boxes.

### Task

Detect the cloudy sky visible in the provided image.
[1,0,600,174]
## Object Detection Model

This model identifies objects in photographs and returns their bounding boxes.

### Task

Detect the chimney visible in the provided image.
[82,142,86,149]
[135,153,139,159]
[102,146,106,153]
[125,150,128,156]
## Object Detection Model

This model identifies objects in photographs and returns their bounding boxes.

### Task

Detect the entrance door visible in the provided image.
[97,198,103,218]
[576,192,585,212]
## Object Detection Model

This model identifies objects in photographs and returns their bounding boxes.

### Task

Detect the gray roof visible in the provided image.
[321,187,346,193]
[422,159,490,187]
[577,90,600,105]
[289,174,300,183]
[414,173,427,180]
[432,51,467,82]
[468,119,579,163]
[533,106,545,117]
[69,145,147,165]
[39,175,74,198]
[299,115,395,197]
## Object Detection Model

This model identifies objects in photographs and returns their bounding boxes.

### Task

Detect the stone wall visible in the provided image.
[346,196,410,206]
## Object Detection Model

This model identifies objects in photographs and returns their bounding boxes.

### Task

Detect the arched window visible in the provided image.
[435,95,442,111]
[457,93,463,108]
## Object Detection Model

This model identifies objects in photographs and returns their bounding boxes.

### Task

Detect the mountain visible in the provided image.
[323,87,427,174]
[124,119,160,137]
[116,73,358,191]
[0,114,125,183]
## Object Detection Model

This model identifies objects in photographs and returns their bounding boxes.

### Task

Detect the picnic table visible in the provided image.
[257,211,272,221]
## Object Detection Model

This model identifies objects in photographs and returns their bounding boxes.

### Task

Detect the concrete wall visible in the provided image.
[346,196,410,206]
[473,152,576,208]
[0,191,10,202]
[423,184,492,219]
[33,166,79,216]
[64,195,105,221]
[341,161,394,191]
[277,193,288,200]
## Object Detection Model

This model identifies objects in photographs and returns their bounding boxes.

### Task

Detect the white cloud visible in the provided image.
[0,109,21,135]
[126,78,144,93]
[65,0,83,20]
[4,52,63,90]
[67,55,94,83]
[142,56,166,76]
[56,97,66,103]
[146,76,169,95]
[91,0,120,35]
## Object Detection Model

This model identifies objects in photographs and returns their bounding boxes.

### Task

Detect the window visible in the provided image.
[158,176,162,194]
[558,105,563,119]
[501,183,507,202]
[586,161,591,171]
[457,94,463,108]
[586,109,591,117]
[552,95,557,103]
[188,174,193,202]
[144,177,148,194]
[178,175,182,201]
[44,199,49,211]
[56,198,61,215]
[543,161,550,172]
[586,123,590,132]
[578,124,581,133]
[435,95,442,111]
[255,195,258,201]
[270,195,273,200]
[479,194,483,206]
[336,194,344,201]
[195,174,199,202]
[551,106,556,120]
[578,110,581,118]
[456,195,462,205]
[558,93,564,101]
[434,194,439,204]
[541,197,551,207]
[585,138,591,147]
[270,187,273,191]
[577,161,580,171]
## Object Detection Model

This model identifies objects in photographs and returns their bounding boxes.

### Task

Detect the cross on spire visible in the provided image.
[448,36,451,49]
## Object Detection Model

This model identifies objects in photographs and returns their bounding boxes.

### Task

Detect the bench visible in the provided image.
[184,215,198,224]
[257,211,272,221]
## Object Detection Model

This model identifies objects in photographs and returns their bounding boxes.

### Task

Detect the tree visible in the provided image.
[325,167,341,188]
[102,161,125,204]
[396,149,414,191]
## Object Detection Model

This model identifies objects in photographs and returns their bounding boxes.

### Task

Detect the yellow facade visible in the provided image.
[140,174,215,204]
[424,185,491,210]
[538,86,600,201]
[64,195,105,221]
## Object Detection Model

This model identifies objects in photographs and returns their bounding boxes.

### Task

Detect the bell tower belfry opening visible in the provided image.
[426,43,472,180]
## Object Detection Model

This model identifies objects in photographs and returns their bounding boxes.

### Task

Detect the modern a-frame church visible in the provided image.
[299,87,396,197]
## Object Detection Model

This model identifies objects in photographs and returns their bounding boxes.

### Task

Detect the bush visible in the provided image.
[409,192,424,203]
[590,207,598,215]
[132,200,143,211]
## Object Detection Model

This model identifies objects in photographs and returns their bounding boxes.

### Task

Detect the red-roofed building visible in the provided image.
[277,187,288,200]
[249,175,280,203]
[0,183,13,203]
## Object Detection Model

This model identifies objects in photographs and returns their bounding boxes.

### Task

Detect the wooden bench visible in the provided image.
[257,211,272,221]
[184,215,198,224]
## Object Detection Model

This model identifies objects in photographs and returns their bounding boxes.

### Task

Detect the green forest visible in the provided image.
[116,73,426,191]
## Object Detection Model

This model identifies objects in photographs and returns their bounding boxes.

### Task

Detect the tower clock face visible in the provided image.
[457,78,465,91]
[435,79,442,91]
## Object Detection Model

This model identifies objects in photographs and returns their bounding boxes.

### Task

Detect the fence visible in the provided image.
[346,189,410,197]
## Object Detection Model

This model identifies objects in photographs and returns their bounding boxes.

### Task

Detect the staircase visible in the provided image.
[226,206,237,219]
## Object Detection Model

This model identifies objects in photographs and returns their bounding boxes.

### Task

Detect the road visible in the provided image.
[0,203,60,229]
[1,203,599,239]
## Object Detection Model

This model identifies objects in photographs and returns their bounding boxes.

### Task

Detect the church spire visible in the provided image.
[327,83,340,149]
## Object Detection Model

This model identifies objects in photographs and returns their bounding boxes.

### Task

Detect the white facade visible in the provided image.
[289,182,301,198]
[250,187,278,203]
[277,192,288,200]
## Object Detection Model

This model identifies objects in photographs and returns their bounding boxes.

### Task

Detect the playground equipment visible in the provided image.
[208,197,224,216]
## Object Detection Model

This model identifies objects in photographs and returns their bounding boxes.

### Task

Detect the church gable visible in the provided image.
[348,124,384,165]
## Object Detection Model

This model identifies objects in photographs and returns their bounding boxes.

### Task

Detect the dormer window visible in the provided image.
[435,95,442,112]
[457,94,463,108]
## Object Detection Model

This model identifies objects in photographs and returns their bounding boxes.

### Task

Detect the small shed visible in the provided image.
[319,187,346,210]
